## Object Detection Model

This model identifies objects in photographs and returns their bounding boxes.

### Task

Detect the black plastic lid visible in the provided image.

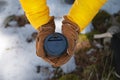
[44,33,68,57]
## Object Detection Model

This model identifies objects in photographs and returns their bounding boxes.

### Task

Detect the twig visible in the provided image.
[106,68,114,80]
[101,55,108,80]
[88,71,94,80]
[94,32,112,39]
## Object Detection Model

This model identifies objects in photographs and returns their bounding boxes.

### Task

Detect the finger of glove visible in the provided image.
[62,26,77,55]
[63,30,75,55]
[42,57,56,66]
[63,16,80,34]
[43,53,70,67]
[42,56,61,67]
[36,32,52,57]
[54,53,71,67]
[62,24,78,40]
[36,33,46,57]
[36,27,54,57]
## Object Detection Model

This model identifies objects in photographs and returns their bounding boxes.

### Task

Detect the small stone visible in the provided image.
[36,66,41,73]
[86,48,96,55]
[31,32,38,39]
[26,37,33,43]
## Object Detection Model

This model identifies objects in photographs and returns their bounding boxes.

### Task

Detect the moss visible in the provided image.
[59,74,80,80]
[78,34,89,42]
[92,10,111,32]
[85,30,100,40]
[83,65,95,74]
[51,67,64,80]
[117,16,120,23]
[78,30,100,42]
[92,10,111,25]
[75,30,100,54]
[75,34,91,53]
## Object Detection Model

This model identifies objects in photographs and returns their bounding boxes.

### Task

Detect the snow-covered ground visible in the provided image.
[0,0,120,80]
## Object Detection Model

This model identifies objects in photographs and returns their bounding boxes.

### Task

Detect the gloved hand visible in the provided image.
[36,16,55,61]
[62,16,80,56]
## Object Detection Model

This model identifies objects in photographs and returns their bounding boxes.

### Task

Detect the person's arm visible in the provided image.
[19,0,51,29]
[67,0,107,31]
